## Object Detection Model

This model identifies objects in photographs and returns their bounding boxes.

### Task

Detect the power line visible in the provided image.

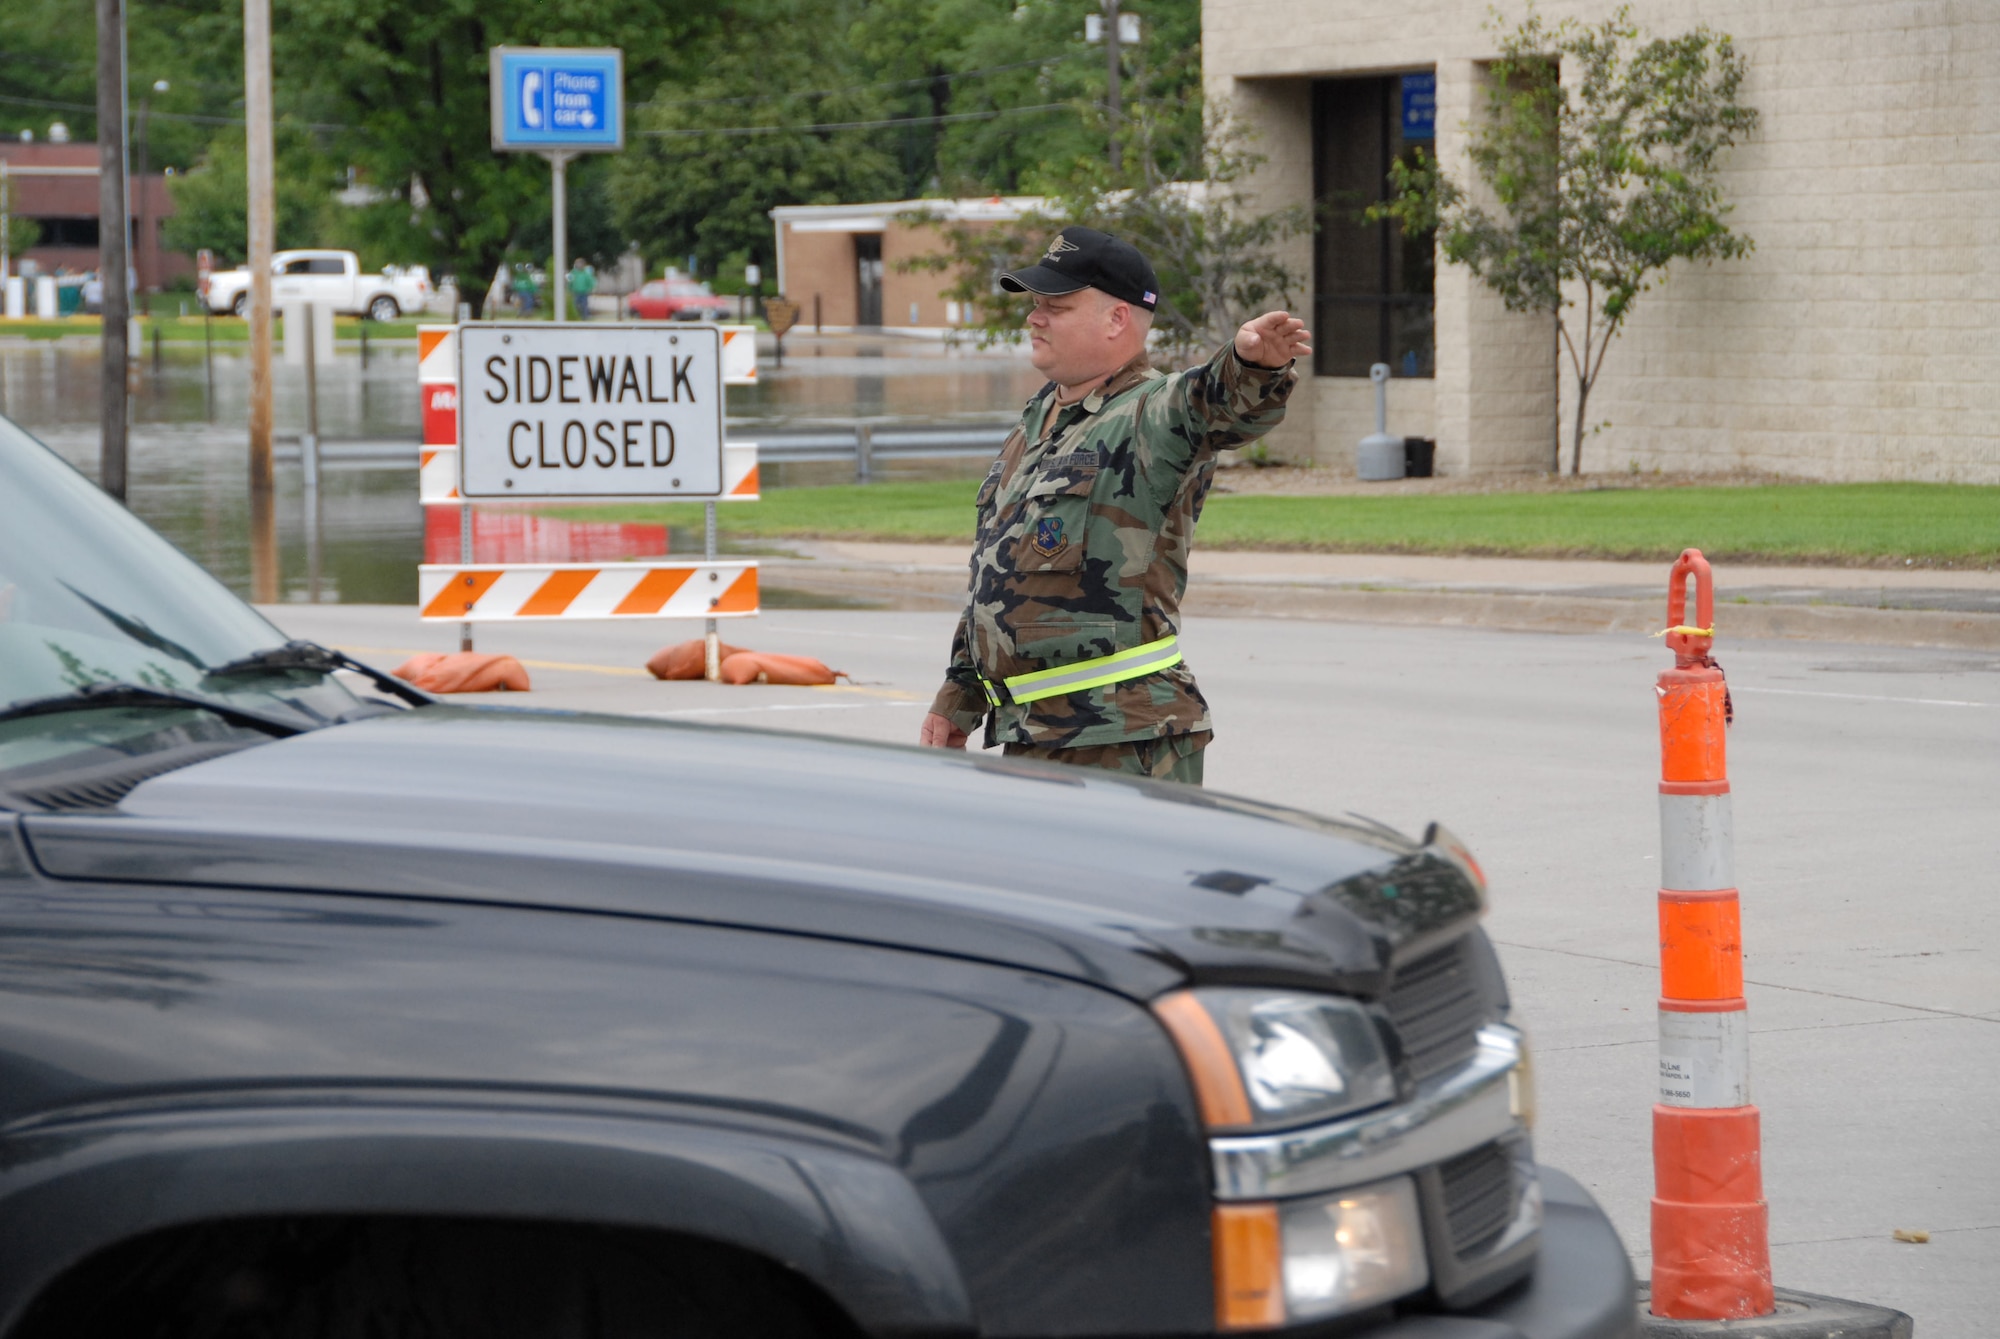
[0,91,350,133]
[638,101,1077,139]
[635,54,1078,112]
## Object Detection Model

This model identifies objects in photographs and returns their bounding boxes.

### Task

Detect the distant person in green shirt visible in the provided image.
[567,260,596,320]
[511,265,539,317]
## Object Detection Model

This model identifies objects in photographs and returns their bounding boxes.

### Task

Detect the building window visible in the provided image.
[32,217,100,248]
[1312,73,1436,378]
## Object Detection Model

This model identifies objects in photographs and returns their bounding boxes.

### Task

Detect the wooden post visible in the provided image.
[244,0,278,602]
[96,0,130,502]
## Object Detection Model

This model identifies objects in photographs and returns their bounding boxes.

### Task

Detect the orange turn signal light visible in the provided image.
[1212,1203,1285,1331]
[1152,991,1253,1130]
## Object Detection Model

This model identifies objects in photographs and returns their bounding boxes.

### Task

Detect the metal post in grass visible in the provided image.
[855,422,873,485]
[301,312,322,605]
[703,500,721,681]
[202,306,214,418]
[459,500,473,653]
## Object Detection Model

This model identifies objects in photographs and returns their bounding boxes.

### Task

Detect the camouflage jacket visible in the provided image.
[928,342,1297,749]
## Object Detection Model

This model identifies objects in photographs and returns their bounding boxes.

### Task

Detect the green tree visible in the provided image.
[272,0,715,315]
[0,0,242,169]
[1374,8,1757,474]
[844,0,1203,196]
[609,0,903,279]
[903,104,1307,366]
[162,134,332,264]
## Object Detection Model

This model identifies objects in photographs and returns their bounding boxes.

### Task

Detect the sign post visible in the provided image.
[764,297,799,369]
[491,47,624,323]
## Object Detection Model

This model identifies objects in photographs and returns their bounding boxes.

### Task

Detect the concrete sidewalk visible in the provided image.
[758,542,2000,649]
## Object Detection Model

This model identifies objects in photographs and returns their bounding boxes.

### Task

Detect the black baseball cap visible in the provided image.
[1000,226,1159,311]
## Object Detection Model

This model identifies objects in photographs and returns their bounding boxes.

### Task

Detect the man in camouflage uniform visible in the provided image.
[918,226,1311,785]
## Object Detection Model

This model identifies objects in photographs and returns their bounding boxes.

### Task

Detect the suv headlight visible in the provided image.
[1155,989,1396,1132]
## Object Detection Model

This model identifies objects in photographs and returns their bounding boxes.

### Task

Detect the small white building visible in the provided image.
[769,197,1041,333]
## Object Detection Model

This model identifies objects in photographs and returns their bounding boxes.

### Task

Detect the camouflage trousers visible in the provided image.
[1002,731,1209,786]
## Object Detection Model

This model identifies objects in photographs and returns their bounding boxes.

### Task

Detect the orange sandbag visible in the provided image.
[717,651,848,686]
[647,639,750,680]
[393,651,531,694]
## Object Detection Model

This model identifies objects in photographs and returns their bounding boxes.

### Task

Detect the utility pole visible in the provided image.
[244,0,278,602]
[96,0,130,502]
[1087,1,1131,173]
[1103,0,1122,173]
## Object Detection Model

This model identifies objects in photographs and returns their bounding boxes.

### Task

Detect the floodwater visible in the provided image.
[1,331,1041,605]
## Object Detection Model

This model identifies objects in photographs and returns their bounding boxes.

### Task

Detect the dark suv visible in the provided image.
[0,415,1634,1337]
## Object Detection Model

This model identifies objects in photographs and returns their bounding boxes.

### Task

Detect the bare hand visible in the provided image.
[1235,311,1312,368]
[919,712,969,749]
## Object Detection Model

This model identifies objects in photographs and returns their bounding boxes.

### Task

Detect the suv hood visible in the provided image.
[19,708,1483,999]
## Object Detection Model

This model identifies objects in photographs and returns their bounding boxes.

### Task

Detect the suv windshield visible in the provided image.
[0,414,375,802]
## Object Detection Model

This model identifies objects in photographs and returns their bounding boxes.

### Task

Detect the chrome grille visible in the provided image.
[1439,1141,1515,1258]
[1383,937,1487,1084]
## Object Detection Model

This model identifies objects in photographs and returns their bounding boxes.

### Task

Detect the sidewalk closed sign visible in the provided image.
[457,324,724,500]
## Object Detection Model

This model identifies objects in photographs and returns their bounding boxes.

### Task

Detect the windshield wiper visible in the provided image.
[204,640,436,708]
[0,683,307,737]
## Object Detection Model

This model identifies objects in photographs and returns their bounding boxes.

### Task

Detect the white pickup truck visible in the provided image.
[203,249,431,321]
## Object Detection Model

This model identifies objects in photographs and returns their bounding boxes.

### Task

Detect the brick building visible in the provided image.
[769,196,1038,334]
[1,141,186,290]
[1206,1,1999,481]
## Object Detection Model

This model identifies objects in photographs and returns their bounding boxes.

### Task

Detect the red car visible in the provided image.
[627,278,736,321]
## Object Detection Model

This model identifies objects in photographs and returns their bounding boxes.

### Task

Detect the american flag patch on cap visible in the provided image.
[1143,291,1156,303]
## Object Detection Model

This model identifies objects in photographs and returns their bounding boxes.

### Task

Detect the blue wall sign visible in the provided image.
[1400,72,1436,141]
[490,47,624,152]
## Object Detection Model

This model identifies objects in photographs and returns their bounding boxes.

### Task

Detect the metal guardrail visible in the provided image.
[272,419,1015,481]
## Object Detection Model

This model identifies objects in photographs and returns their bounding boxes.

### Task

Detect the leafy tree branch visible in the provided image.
[1373,6,1758,473]
[901,97,1308,366]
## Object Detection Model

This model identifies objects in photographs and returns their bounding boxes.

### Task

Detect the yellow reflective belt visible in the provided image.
[998,635,1182,706]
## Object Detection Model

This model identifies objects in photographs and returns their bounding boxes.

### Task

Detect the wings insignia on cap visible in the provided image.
[1043,235,1081,259]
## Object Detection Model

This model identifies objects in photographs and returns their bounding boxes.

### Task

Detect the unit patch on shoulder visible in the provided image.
[1032,516,1067,557]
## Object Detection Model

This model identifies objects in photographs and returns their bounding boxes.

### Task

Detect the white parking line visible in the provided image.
[1732,686,1993,708]
[640,701,922,718]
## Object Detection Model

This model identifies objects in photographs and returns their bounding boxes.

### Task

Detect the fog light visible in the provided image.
[1280,1177,1428,1322]
[1508,1024,1537,1130]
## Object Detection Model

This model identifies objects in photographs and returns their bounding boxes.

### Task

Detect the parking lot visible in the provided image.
[271,602,2000,1337]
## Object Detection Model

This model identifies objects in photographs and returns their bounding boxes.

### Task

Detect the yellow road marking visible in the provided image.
[332,644,649,678]
[331,644,920,698]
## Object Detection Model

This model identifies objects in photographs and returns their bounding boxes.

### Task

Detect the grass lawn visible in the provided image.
[545,480,2000,566]
[0,314,426,341]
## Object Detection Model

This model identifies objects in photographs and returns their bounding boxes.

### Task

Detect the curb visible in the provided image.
[1636,1285,1913,1339]
[759,559,2000,651]
[1181,583,2000,651]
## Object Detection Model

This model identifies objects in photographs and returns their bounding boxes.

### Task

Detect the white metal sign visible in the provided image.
[457,323,725,500]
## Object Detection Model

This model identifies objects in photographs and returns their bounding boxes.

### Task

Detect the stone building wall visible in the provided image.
[1203,0,1999,481]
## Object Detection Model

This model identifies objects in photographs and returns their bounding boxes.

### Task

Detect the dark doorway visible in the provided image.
[1312,73,1437,378]
[855,234,884,328]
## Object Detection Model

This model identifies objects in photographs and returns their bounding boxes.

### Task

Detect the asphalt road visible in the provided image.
[272,602,2000,1336]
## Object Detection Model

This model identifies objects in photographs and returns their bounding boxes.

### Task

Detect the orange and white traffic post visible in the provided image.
[1650,549,1773,1321]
